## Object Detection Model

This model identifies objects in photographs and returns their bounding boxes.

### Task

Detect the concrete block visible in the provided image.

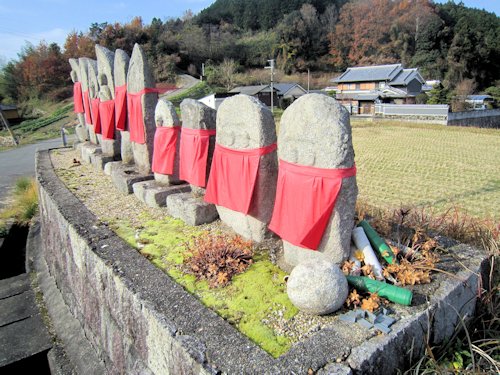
[374,323,392,334]
[167,193,219,226]
[90,152,116,171]
[110,164,154,195]
[317,363,353,375]
[133,181,190,208]
[104,161,123,176]
[80,142,100,164]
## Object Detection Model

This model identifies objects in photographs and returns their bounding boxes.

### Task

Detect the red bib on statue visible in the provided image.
[83,90,92,125]
[268,160,356,250]
[73,82,84,113]
[204,143,277,214]
[115,85,127,131]
[91,98,101,134]
[179,128,216,188]
[127,88,158,144]
[99,99,115,140]
[152,126,180,175]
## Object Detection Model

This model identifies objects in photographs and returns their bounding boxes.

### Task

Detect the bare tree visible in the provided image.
[218,58,239,91]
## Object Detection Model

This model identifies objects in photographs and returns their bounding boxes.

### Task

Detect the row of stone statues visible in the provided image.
[69,44,358,275]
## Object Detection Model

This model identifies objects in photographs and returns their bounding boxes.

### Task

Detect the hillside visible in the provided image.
[1,0,499,106]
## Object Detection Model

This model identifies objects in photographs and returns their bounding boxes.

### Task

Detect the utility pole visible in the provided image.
[265,59,275,112]
[307,68,310,93]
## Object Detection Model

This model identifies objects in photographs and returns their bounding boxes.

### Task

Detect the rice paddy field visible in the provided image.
[351,120,500,220]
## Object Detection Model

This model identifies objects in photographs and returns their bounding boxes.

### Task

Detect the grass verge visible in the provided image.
[0,177,39,235]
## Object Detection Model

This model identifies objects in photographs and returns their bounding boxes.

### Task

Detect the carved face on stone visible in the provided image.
[96,45,115,99]
[216,94,276,149]
[87,60,99,99]
[180,99,216,130]
[127,43,154,93]
[155,99,180,128]
[278,94,354,169]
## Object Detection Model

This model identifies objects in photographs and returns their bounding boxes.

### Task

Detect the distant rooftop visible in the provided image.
[333,64,403,83]
[230,85,275,95]
[0,104,18,111]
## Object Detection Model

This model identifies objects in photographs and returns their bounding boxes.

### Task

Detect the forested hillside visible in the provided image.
[1,0,499,105]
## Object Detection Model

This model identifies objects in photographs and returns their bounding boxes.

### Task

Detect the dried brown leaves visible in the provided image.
[185,232,254,288]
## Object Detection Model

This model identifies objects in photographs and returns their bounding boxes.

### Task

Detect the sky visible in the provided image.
[0,0,498,64]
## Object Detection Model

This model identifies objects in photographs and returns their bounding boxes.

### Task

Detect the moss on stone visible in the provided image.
[111,217,298,358]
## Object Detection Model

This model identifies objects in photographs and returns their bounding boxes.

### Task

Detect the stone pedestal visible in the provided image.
[132,181,190,208]
[110,164,154,195]
[90,151,117,171]
[80,142,101,164]
[167,193,219,226]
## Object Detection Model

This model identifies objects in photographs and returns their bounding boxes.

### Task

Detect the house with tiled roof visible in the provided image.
[332,64,425,114]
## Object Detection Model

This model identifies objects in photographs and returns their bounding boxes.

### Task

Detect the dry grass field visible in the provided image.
[351,120,500,220]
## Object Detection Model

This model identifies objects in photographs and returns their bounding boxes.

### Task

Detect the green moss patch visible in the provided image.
[112,217,297,357]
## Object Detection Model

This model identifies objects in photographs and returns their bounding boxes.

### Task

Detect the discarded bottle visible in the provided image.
[358,220,396,265]
[346,275,413,306]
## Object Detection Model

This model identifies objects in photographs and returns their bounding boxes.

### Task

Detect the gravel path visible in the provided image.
[50,148,166,227]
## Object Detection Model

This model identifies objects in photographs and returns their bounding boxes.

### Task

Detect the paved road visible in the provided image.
[0,137,70,207]
[161,74,200,99]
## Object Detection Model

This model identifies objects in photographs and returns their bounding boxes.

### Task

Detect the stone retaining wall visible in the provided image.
[35,149,489,374]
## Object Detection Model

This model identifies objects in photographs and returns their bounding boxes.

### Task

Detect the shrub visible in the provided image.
[184,233,253,288]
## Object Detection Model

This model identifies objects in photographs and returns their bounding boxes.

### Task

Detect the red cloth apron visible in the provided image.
[268,159,357,250]
[91,98,101,134]
[99,99,115,140]
[179,128,216,188]
[73,82,84,113]
[152,126,181,175]
[115,85,127,131]
[82,90,92,125]
[204,143,277,214]
[127,88,159,144]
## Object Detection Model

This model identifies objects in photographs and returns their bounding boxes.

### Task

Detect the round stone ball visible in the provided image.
[287,259,349,315]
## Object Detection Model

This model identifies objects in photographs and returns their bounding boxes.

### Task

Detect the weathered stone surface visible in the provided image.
[80,142,101,164]
[0,313,52,367]
[215,94,278,242]
[114,49,133,164]
[133,180,190,208]
[0,274,30,299]
[0,290,38,326]
[180,99,217,191]
[69,58,88,142]
[79,57,98,144]
[127,43,157,174]
[167,193,219,226]
[167,99,217,225]
[87,59,101,145]
[287,260,348,315]
[154,99,182,184]
[90,151,115,171]
[279,93,357,267]
[104,160,121,176]
[96,45,121,158]
[110,163,154,195]
[317,364,353,375]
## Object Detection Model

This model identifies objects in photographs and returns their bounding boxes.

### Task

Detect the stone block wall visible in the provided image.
[35,150,489,374]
